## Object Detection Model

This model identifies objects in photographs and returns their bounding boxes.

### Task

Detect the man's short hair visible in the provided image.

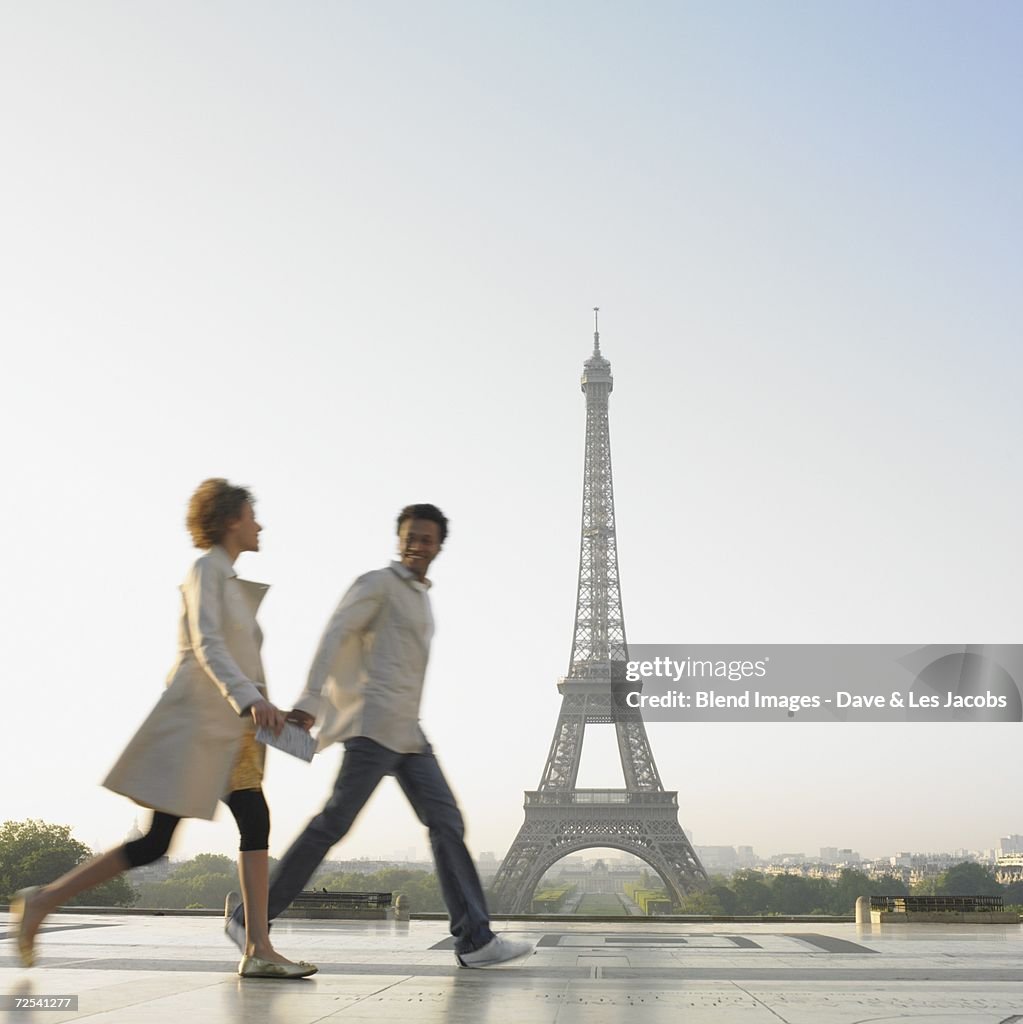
[397,503,448,544]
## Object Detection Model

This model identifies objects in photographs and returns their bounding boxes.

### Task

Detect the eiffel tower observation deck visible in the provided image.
[489,312,708,914]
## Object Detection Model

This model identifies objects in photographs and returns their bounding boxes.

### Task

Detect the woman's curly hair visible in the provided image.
[186,478,254,549]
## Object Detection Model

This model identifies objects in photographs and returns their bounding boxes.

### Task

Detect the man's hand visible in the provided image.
[249,699,287,737]
[286,709,315,732]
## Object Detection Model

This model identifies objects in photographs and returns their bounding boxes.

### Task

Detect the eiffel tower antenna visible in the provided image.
[489,314,708,913]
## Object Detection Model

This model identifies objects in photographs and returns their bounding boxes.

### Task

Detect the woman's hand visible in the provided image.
[249,699,287,737]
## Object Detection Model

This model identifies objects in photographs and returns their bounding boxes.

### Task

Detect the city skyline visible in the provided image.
[122,835,1023,870]
[2,3,1020,867]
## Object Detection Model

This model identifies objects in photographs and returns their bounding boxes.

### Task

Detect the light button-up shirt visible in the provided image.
[294,561,434,753]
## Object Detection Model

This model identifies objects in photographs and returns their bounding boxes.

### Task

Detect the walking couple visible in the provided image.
[14,479,530,977]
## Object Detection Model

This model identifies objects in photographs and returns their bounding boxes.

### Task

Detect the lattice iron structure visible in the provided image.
[489,312,708,913]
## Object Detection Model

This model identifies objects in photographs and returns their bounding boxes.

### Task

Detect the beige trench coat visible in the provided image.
[103,545,269,819]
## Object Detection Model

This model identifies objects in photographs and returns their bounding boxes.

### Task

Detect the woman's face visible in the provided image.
[227,501,262,553]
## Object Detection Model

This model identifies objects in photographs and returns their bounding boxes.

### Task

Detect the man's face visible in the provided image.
[398,518,442,579]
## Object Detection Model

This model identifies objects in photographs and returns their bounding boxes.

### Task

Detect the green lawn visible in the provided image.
[574,893,628,915]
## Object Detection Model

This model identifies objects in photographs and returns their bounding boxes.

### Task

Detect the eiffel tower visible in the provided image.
[490,311,708,913]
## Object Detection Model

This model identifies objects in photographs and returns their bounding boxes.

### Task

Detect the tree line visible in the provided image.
[0,820,447,911]
[680,864,1023,915]
[5,821,1022,915]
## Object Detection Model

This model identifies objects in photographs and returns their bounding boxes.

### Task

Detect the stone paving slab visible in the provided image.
[3,913,1023,1023]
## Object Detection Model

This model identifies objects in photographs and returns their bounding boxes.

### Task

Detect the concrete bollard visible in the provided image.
[855,896,871,928]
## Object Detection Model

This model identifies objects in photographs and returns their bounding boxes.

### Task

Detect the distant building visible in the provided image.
[769,853,806,867]
[998,835,1023,857]
[477,852,500,879]
[550,858,645,894]
[878,851,982,885]
[995,854,1023,884]
[694,846,739,874]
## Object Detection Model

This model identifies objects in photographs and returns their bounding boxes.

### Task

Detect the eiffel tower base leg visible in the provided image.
[489,795,708,914]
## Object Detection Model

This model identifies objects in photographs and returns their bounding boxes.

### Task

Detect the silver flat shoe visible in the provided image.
[237,954,317,979]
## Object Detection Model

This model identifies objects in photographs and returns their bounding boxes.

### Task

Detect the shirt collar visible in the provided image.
[207,545,238,579]
[389,559,432,590]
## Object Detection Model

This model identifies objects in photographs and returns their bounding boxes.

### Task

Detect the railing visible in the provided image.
[525,790,678,807]
[289,890,392,911]
[870,895,1004,913]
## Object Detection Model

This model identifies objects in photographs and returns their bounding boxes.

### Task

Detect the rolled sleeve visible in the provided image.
[295,572,387,716]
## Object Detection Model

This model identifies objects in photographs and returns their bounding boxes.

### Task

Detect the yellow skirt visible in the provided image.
[227,730,265,792]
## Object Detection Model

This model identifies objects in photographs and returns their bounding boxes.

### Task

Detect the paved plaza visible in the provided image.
[3,912,1023,1023]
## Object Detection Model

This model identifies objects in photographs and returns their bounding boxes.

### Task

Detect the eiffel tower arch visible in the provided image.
[490,312,708,914]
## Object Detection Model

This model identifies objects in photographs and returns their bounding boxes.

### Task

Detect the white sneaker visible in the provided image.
[456,934,533,968]
[224,891,244,952]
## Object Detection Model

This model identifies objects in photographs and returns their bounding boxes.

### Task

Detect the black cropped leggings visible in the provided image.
[121,789,270,868]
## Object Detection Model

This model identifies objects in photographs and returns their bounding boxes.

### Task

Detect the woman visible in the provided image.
[13,479,315,979]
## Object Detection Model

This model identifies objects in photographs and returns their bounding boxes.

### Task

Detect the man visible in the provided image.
[228,503,531,967]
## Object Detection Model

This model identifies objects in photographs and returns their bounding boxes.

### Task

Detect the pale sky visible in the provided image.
[1,2,1020,868]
